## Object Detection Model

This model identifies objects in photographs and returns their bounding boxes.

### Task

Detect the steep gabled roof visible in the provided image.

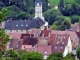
[49,34,70,53]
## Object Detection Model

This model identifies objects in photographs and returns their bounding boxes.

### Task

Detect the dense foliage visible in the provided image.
[0,0,48,20]
[0,0,80,30]
[0,8,10,51]
[76,47,80,60]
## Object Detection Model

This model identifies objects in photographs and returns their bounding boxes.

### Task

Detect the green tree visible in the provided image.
[47,52,63,60]
[5,49,19,60]
[21,52,43,60]
[0,8,7,22]
[60,20,71,30]
[17,11,29,19]
[63,54,75,60]
[76,47,80,60]
[18,50,27,58]
[71,15,80,24]
[43,8,62,25]
[0,8,10,51]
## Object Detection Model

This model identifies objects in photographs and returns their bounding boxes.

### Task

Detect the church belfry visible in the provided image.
[35,0,44,21]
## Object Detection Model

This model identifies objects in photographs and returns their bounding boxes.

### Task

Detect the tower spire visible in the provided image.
[34,0,44,21]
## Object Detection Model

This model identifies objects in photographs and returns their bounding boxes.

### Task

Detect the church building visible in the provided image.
[4,0,48,33]
[35,0,48,30]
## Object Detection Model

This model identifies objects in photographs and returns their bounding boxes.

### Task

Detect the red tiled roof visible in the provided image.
[40,30,51,37]
[49,33,70,53]
[20,34,34,39]
[23,37,38,46]
[51,43,65,53]
[51,30,76,40]
[68,23,80,31]
[7,32,21,39]
[48,34,56,44]
[7,32,21,50]
[76,31,80,39]
[36,45,52,55]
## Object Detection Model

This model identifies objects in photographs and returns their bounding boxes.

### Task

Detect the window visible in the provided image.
[16,30,18,32]
[10,30,12,32]
[26,25,28,26]
[21,30,23,32]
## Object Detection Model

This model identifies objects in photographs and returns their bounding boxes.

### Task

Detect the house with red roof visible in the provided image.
[51,30,79,50]
[49,33,72,57]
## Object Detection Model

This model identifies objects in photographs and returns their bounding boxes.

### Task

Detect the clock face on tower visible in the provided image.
[36,7,41,12]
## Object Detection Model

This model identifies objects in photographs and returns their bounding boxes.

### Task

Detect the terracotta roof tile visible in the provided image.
[40,30,51,37]
[36,45,52,55]
[23,37,38,46]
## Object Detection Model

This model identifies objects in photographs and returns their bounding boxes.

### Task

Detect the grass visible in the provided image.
[49,0,60,5]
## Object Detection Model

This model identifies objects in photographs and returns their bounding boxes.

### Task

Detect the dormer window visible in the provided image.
[26,25,28,26]
[21,25,23,26]
[55,46,57,49]
[37,3,39,6]
[60,46,63,49]
[16,25,18,26]
[57,42,59,44]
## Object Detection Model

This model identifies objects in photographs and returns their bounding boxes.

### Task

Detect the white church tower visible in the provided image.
[35,0,48,30]
[35,0,44,21]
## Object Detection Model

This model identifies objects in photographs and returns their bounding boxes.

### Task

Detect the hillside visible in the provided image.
[49,0,75,6]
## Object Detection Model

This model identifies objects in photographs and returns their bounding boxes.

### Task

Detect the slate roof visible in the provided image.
[4,17,45,30]
[35,0,41,6]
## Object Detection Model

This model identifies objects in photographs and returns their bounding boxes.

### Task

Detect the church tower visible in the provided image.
[35,0,44,21]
